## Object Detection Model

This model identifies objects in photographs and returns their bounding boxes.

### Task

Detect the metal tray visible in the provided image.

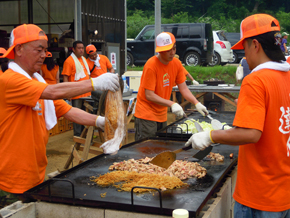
[24,138,239,218]
[156,111,236,139]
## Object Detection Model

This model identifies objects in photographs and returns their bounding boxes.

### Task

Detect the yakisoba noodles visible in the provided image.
[91,171,186,193]
[91,157,207,193]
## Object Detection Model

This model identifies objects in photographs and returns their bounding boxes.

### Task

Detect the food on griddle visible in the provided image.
[229,153,234,159]
[178,119,231,133]
[91,171,187,193]
[100,192,107,198]
[108,157,207,180]
[207,152,224,162]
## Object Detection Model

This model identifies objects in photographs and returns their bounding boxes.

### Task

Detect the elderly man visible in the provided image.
[86,44,115,78]
[186,14,290,218]
[0,24,119,207]
[134,32,208,141]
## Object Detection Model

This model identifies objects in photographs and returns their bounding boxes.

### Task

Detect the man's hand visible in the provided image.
[185,131,213,150]
[195,102,208,116]
[91,73,119,92]
[171,103,185,117]
[192,80,199,85]
[95,116,105,130]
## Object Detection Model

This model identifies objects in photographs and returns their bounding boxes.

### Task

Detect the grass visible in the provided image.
[127,65,238,85]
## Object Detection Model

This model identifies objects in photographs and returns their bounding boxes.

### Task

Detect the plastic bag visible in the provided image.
[100,89,126,154]
[236,65,244,82]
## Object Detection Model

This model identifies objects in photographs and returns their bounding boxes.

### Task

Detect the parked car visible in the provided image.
[208,30,233,66]
[127,23,213,66]
[224,32,245,63]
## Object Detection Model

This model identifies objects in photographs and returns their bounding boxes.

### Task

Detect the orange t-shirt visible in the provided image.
[287,56,290,64]
[0,70,72,194]
[233,68,290,211]
[87,54,113,78]
[135,56,186,122]
[41,64,59,84]
[62,55,91,99]
[0,70,3,75]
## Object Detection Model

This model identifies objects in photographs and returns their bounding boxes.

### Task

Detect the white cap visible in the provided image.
[172,209,189,218]
[155,32,176,53]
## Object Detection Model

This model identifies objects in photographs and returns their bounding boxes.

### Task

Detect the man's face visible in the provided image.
[159,44,176,63]
[89,51,98,60]
[243,39,255,70]
[21,40,47,74]
[73,43,84,57]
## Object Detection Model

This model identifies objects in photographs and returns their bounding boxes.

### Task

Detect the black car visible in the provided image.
[224,32,245,63]
[127,23,213,66]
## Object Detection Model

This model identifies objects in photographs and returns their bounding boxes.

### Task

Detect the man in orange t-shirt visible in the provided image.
[186,14,290,217]
[0,24,120,206]
[86,44,115,78]
[62,41,92,136]
[134,32,208,140]
[40,51,59,84]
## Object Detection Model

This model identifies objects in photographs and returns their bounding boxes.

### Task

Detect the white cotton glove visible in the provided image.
[185,130,213,150]
[95,116,105,130]
[236,65,244,82]
[195,102,208,116]
[91,73,119,92]
[171,103,185,117]
[192,80,199,85]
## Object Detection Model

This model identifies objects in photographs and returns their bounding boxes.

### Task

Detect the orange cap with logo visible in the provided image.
[232,14,280,50]
[155,32,176,53]
[0,47,7,58]
[3,24,48,59]
[86,44,97,54]
[46,51,52,57]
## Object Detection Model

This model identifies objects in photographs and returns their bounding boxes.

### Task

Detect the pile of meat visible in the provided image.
[207,152,224,162]
[108,157,207,180]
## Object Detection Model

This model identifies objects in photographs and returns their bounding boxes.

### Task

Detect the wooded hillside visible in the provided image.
[127,0,290,38]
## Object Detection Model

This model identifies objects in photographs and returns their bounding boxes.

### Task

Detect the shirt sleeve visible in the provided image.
[62,57,73,76]
[233,74,266,131]
[54,99,73,118]
[140,66,156,91]
[5,74,48,107]
[105,56,113,69]
[175,61,186,85]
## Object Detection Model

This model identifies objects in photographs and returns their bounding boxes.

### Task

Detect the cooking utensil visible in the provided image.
[192,122,213,160]
[207,114,223,130]
[149,144,192,169]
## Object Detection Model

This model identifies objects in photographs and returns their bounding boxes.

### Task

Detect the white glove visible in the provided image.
[195,102,208,116]
[171,103,185,117]
[95,116,105,130]
[185,130,213,150]
[192,80,199,85]
[236,65,244,81]
[91,73,119,92]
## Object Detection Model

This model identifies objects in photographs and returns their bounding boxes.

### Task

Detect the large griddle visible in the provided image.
[156,111,236,139]
[24,138,238,218]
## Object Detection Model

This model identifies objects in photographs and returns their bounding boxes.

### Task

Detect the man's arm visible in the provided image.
[63,75,69,82]
[284,43,288,53]
[108,67,115,73]
[41,80,93,100]
[212,127,261,145]
[186,73,194,81]
[63,107,97,126]
[56,69,60,84]
[177,82,199,105]
[145,89,174,107]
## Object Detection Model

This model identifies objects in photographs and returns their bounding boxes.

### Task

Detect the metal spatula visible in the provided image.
[207,114,223,130]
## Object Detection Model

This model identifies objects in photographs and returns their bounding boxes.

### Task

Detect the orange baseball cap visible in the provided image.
[155,32,176,53]
[86,44,97,54]
[0,48,7,58]
[46,51,52,57]
[232,14,281,50]
[3,24,48,59]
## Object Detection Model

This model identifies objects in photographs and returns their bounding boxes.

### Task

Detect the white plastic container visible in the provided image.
[172,209,189,218]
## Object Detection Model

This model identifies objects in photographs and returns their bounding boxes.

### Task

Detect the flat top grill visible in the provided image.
[24,138,239,217]
[156,111,236,139]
